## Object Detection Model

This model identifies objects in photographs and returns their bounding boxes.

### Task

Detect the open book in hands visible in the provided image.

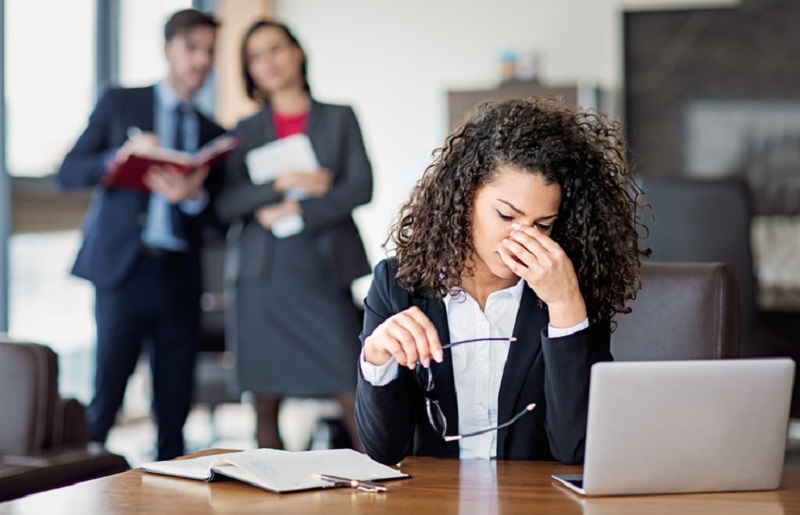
[104,134,239,192]
[140,448,409,494]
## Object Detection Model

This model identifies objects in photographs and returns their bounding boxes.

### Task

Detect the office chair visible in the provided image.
[0,338,129,501]
[611,262,740,360]
[639,177,766,357]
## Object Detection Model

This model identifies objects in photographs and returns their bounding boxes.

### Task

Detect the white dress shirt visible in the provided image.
[360,280,589,459]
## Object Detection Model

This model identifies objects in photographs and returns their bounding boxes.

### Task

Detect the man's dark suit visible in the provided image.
[56,85,225,460]
[355,259,613,466]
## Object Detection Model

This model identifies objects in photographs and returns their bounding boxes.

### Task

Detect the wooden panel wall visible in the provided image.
[214,0,274,129]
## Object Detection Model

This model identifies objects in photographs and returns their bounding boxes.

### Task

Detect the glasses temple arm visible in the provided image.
[442,336,517,350]
[443,403,536,442]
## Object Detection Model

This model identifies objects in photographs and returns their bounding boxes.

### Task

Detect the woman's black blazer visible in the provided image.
[355,258,613,465]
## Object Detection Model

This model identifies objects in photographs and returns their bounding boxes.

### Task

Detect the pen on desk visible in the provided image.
[314,474,388,492]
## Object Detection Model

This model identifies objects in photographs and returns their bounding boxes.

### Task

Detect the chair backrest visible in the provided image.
[0,340,59,454]
[640,177,757,354]
[611,262,741,360]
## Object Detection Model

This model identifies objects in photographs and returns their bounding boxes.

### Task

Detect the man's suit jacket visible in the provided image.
[355,259,613,465]
[216,101,372,289]
[56,86,226,292]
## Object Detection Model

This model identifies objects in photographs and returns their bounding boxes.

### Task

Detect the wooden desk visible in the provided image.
[2,451,799,514]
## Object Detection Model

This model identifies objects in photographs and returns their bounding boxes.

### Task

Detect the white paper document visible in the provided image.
[245,133,319,185]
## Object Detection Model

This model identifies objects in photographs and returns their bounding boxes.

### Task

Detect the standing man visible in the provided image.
[56,9,225,460]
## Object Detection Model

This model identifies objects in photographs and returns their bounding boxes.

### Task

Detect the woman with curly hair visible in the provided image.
[355,97,648,465]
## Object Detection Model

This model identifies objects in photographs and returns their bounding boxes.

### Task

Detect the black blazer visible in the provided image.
[355,259,613,465]
[216,101,372,288]
[56,85,226,292]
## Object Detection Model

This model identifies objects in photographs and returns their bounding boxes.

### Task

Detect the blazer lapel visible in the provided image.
[257,106,277,145]
[498,286,547,424]
[136,86,156,133]
[305,101,319,136]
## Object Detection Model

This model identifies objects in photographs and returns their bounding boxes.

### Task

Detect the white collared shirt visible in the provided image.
[446,280,523,459]
[360,280,588,459]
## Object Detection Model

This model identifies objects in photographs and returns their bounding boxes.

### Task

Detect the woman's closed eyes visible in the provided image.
[497,209,555,232]
[496,209,514,222]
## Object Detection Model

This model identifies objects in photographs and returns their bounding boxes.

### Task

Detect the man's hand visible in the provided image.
[143,165,209,204]
[113,132,160,167]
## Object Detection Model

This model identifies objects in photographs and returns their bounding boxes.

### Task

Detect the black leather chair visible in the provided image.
[0,338,129,501]
[611,262,740,360]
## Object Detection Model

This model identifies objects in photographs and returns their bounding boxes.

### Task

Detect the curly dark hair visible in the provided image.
[389,97,650,325]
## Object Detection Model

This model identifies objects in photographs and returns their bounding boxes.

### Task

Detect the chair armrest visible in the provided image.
[53,398,89,447]
[0,445,130,502]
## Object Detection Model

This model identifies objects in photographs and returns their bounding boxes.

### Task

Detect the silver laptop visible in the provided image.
[552,358,795,496]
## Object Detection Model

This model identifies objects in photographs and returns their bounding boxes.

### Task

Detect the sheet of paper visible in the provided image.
[245,133,319,185]
[141,453,226,481]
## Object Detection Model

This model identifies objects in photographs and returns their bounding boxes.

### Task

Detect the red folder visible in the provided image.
[104,134,238,192]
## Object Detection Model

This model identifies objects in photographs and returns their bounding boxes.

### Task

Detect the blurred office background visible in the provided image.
[2,0,800,465]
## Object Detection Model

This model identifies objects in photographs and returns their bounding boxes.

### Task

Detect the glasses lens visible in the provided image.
[426,398,447,437]
[415,364,434,392]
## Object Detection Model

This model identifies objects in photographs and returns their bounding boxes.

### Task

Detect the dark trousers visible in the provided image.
[87,251,199,460]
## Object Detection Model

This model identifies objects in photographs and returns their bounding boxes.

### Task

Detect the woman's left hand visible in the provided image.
[498,224,588,328]
[255,199,300,229]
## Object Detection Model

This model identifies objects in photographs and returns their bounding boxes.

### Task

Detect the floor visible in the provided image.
[107,397,343,468]
[104,355,345,467]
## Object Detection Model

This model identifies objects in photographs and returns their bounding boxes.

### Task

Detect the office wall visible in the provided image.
[274,0,738,277]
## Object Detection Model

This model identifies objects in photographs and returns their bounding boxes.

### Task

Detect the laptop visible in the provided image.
[552,358,795,496]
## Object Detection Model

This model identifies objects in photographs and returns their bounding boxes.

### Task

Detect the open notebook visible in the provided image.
[141,448,409,494]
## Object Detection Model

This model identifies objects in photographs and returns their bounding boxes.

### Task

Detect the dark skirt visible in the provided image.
[229,231,362,396]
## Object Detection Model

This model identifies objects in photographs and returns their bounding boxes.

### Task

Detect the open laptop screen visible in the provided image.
[553,358,794,496]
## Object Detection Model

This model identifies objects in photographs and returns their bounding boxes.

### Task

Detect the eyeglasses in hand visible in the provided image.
[415,336,536,442]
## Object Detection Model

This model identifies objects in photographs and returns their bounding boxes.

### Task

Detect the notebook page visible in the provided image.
[218,448,407,493]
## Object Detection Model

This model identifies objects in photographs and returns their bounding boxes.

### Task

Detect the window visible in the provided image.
[9,232,95,402]
[5,0,95,177]
[119,0,193,87]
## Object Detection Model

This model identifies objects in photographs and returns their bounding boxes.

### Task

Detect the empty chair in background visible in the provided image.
[611,262,740,361]
[640,177,773,357]
[0,339,129,501]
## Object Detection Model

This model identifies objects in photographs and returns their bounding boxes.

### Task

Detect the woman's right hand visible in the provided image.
[274,168,332,197]
[363,306,444,369]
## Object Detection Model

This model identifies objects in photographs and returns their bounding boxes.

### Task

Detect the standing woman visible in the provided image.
[217,20,372,450]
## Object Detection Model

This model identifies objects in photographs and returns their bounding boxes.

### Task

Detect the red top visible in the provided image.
[273,111,309,139]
